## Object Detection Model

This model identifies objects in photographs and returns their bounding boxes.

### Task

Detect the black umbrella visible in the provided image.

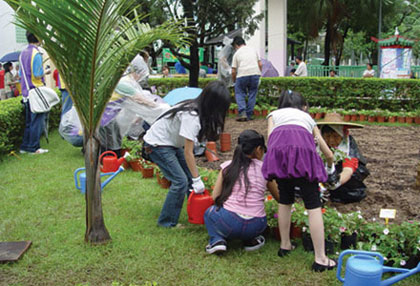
[0,51,21,63]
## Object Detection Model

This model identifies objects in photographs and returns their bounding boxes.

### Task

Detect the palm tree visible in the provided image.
[6,0,187,243]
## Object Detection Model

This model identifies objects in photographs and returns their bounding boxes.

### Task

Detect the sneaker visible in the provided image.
[236,112,248,122]
[19,150,27,154]
[244,235,265,251]
[31,148,48,155]
[205,241,227,254]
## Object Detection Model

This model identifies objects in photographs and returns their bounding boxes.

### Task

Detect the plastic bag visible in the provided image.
[58,106,83,147]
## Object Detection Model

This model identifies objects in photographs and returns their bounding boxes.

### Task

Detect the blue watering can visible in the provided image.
[74,166,124,194]
[337,250,420,286]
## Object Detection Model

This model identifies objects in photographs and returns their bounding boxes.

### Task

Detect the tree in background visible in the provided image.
[288,0,401,66]
[157,0,263,87]
[6,0,186,244]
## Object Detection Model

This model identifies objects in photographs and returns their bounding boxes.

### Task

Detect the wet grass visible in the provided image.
[1,131,419,286]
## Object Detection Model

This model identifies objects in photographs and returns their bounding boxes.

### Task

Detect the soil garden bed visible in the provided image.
[196,117,420,223]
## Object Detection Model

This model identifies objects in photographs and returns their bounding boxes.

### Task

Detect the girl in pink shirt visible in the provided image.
[204,130,279,254]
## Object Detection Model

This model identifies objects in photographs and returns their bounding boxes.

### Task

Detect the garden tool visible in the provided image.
[187,190,214,224]
[99,151,129,173]
[74,166,124,194]
[337,250,420,286]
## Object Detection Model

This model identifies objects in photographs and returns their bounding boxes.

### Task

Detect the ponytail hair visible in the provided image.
[278,89,309,112]
[215,130,266,207]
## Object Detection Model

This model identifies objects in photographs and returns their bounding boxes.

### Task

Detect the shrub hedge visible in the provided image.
[0,97,61,156]
[150,77,420,111]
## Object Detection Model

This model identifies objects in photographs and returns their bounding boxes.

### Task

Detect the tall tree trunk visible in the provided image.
[84,131,111,244]
[323,19,331,66]
[189,41,199,87]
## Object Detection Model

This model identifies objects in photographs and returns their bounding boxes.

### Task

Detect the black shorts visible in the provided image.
[276,178,321,210]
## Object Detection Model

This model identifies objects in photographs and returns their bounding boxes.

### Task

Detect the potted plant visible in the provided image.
[376,109,387,123]
[349,109,358,122]
[367,110,377,122]
[397,111,406,123]
[155,168,171,188]
[358,110,370,122]
[405,111,415,124]
[253,105,262,117]
[141,160,154,178]
[199,167,218,191]
[219,133,231,152]
[264,197,279,240]
[415,109,420,124]
[399,221,420,268]
[339,211,365,250]
[341,110,352,122]
[125,142,144,172]
[386,111,398,123]
[261,103,269,117]
[229,103,238,115]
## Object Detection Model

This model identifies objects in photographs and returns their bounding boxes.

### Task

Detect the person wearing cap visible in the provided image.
[317,113,370,203]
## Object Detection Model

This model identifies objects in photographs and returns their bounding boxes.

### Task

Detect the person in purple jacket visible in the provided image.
[19,32,49,154]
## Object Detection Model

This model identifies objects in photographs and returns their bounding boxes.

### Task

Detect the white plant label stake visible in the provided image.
[379,209,396,226]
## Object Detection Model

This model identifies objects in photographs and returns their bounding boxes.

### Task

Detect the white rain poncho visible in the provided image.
[217,36,235,87]
[59,74,169,149]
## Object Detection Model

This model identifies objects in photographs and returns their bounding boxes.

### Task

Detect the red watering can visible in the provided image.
[187,189,214,224]
[99,151,128,173]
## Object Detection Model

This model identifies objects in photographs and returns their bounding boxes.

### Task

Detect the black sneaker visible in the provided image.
[206,241,227,254]
[244,235,265,251]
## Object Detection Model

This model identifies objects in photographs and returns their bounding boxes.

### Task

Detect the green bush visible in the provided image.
[0,96,61,156]
[150,77,420,112]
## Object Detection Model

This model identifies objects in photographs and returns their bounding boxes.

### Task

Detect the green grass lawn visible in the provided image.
[1,131,419,286]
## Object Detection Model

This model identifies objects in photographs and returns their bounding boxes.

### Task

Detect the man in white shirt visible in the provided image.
[294,56,307,77]
[231,36,262,121]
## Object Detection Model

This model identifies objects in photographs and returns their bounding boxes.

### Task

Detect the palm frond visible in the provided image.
[6,0,187,134]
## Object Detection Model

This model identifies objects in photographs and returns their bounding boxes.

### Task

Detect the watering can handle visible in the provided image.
[99,150,117,165]
[74,167,85,190]
[188,189,210,204]
[337,250,385,282]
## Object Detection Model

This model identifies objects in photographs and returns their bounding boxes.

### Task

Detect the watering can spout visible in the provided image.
[101,166,124,189]
[381,263,420,286]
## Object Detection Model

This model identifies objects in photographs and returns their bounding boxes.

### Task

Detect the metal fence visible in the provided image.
[308,65,420,78]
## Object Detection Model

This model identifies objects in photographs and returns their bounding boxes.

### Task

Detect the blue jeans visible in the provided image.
[204,206,267,245]
[20,101,46,152]
[146,144,192,227]
[234,75,260,119]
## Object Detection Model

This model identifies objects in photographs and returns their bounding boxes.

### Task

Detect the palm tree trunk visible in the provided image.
[84,131,111,244]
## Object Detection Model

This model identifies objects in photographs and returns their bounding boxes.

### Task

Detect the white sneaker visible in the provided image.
[19,150,27,154]
[32,148,49,154]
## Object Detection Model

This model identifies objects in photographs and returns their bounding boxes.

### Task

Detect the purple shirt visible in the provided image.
[221,159,268,218]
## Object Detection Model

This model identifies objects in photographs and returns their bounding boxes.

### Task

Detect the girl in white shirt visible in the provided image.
[143,81,231,227]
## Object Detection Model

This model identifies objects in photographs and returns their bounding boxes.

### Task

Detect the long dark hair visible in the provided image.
[4,62,12,74]
[215,130,266,207]
[157,80,231,141]
[277,89,308,111]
